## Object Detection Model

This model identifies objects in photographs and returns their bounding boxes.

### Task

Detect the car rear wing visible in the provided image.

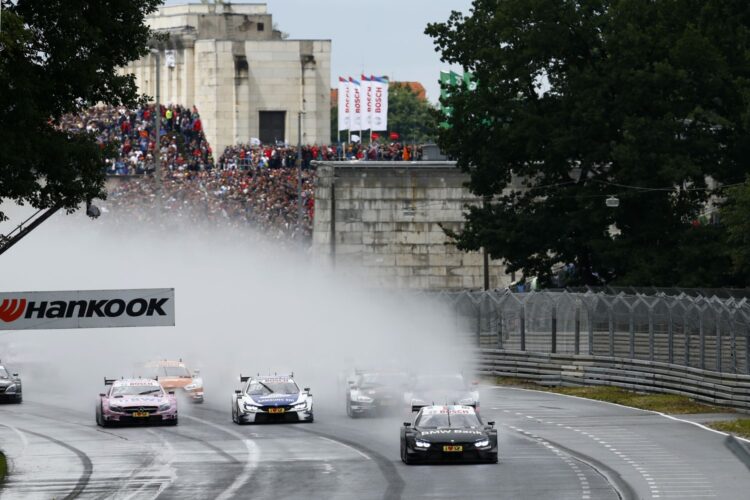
[411,402,427,412]
[240,374,251,383]
[104,377,117,386]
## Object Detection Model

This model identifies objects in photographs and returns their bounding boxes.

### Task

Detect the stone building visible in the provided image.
[119,2,331,154]
[312,161,511,290]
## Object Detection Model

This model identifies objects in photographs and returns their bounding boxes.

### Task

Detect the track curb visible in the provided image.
[725,435,750,471]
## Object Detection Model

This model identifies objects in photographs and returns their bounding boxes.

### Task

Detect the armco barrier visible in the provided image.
[478,348,750,412]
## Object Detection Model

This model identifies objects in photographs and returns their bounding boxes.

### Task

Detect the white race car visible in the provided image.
[231,373,313,424]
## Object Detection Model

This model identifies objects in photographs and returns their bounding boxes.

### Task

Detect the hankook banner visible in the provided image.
[0,288,175,330]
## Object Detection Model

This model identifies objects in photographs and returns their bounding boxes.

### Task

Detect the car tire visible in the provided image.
[14,394,22,404]
[400,440,414,465]
[168,417,178,426]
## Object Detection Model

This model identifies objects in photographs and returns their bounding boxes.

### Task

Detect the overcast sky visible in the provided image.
[164,0,474,103]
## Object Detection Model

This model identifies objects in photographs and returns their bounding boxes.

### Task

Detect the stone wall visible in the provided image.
[312,162,511,290]
[119,3,331,153]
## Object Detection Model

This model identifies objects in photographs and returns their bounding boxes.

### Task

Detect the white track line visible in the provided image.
[182,415,259,500]
[490,386,750,444]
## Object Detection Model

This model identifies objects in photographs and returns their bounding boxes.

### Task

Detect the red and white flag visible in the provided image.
[337,77,351,131]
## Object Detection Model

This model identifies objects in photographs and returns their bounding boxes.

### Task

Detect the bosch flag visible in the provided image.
[0,288,175,330]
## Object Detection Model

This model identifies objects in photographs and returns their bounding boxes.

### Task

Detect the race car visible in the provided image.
[148,359,204,403]
[231,373,313,424]
[404,373,480,412]
[96,377,178,427]
[400,405,498,464]
[346,370,409,418]
[0,362,22,403]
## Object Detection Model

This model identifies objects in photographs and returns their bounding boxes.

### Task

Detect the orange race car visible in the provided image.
[148,359,204,404]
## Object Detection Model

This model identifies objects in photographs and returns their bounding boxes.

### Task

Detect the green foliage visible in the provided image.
[708,419,750,439]
[386,84,438,143]
[426,0,750,287]
[0,0,161,222]
[721,178,750,282]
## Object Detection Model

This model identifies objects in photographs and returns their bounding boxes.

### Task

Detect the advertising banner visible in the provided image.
[350,77,362,131]
[362,74,373,130]
[337,76,351,131]
[0,288,175,330]
[371,76,388,131]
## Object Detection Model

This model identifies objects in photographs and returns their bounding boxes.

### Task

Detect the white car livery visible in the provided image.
[231,374,313,424]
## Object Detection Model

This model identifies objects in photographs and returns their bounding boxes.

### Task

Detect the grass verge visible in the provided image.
[0,451,6,484]
[494,377,732,414]
[707,419,750,440]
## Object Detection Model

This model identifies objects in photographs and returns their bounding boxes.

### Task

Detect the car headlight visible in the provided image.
[159,402,171,411]
[185,379,203,391]
[356,395,373,403]
[475,438,490,448]
[292,402,308,411]
[243,402,260,412]
[415,439,431,449]
[109,404,123,412]
[4,384,16,394]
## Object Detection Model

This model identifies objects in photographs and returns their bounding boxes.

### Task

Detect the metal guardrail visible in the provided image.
[431,290,750,375]
[477,349,750,411]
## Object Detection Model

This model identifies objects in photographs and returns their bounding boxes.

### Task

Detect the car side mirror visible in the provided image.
[304,387,310,392]
[403,422,411,427]
[168,391,175,395]
[12,373,18,377]
[234,390,242,395]
[99,393,106,397]
[487,421,495,427]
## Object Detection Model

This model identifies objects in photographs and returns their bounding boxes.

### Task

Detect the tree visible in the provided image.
[0,0,161,223]
[426,0,750,287]
[721,178,750,283]
[386,83,438,143]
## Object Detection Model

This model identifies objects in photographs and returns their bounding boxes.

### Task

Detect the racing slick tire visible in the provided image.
[167,417,178,426]
[400,439,414,465]
[14,394,22,404]
[232,404,244,425]
[96,404,110,428]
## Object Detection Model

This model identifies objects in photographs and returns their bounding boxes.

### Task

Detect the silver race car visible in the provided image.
[232,373,313,424]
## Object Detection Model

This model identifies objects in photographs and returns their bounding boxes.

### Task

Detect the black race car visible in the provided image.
[0,362,22,403]
[400,405,498,464]
[346,370,409,418]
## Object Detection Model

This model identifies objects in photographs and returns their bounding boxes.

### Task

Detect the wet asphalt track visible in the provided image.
[1,387,749,500]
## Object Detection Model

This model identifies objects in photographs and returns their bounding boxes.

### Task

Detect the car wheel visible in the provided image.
[95,408,102,427]
[14,393,22,404]
[168,417,178,426]
[400,439,413,464]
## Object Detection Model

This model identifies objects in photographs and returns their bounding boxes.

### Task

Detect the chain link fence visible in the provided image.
[429,290,750,375]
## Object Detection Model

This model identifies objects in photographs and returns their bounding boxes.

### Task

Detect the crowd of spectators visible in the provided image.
[217,141,423,169]
[60,104,213,175]
[103,168,315,242]
[62,104,426,244]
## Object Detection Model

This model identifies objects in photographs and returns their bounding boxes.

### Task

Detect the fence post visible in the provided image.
[746,328,750,376]
[668,308,674,364]
[629,313,635,359]
[497,306,504,350]
[476,300,482,348]
[588,306,594,355]
[648,308,655,362]
[685,320,691,367]
[551,305,557,354]
[700,313,706,370]
[730,312,736,373]
[716,316,722,372]
[520,305,526,351]
[573,302,581,354]
[608,309,615,357]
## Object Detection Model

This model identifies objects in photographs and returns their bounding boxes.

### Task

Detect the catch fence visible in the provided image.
[432,290,750,375]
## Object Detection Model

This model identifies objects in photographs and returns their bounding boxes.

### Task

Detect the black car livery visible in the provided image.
[400,405,498,464]
[0,363,22,403]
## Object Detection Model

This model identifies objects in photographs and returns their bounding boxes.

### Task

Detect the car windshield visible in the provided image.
[416,410,481,428]
[159,366,191,378]
[414,375,466,392]
[246,380,298,395]
[359,373,408,388]
[0,368,9,379]
[111,384,164,397]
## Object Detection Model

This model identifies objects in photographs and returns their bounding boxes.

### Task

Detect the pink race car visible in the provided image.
[96,377,178,427]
